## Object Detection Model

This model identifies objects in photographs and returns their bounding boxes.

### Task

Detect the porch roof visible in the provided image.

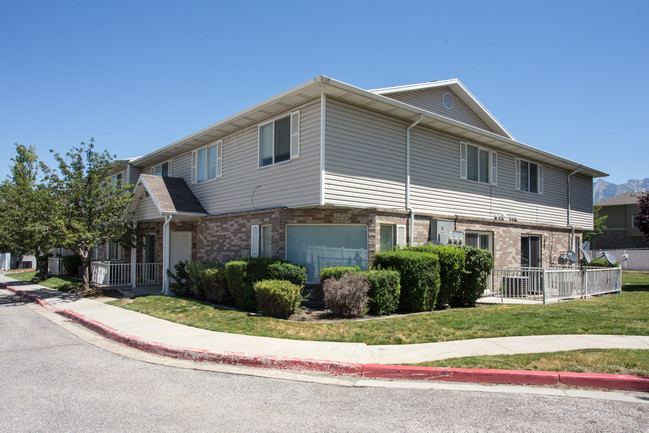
[127,174,207,220]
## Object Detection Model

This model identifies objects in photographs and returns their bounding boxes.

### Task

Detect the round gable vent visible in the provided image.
[443,92,454,109]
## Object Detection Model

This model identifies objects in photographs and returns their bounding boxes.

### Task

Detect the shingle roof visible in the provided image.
[595,191,648,207]
[140,174,206,214]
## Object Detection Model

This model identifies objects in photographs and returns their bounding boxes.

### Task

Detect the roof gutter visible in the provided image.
[406,114,424,246]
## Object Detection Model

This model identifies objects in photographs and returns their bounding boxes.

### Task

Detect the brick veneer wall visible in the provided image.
[196,206,578,270]
[592,229,649,250]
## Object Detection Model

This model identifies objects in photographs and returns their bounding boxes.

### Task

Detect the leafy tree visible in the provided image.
[47,139,134,290]
[583,206,608,242]
[0,144,61,275]
[634,191,649,240]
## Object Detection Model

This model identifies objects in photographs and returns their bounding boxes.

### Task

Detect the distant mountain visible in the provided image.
[594,178,649,203]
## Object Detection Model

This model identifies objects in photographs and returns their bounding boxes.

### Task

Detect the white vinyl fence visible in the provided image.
[488,266,622,304]
[585,249,649,270]
[90,262,161,287]
[47,257,65,275]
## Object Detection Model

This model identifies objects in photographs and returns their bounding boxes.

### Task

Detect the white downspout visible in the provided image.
[567,165,582,251]
[406,114,424,246]
[162,215,173,295]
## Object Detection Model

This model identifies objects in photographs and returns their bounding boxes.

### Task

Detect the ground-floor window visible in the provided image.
[286,224,368,283]
[380,224,394,252]
[521,235,541,268]
[261,225,272,257]
[465,232,492,251]
[108,241,122,261]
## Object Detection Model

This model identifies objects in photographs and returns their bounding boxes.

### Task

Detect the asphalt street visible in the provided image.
[1,289,648,432]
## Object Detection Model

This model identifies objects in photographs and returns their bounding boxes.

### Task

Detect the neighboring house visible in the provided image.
[591,191,649,250]
[106,76,606,293]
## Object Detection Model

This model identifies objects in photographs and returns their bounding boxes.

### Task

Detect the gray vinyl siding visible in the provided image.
[569,174,594,230]
[128,167,141,186]
[381,88,497,134]
[133,194,160,221]
[324,100,593,229]
[174,99,321,214]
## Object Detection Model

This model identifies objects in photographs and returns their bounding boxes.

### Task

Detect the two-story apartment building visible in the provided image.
[105,76,606,293]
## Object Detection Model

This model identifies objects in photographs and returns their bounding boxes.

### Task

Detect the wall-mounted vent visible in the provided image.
[443,92,454,109]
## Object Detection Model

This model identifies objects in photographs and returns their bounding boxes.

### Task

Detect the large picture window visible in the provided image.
[460,142,497,185]
[259,111,300,167]
[516,158,543,194]
[286,225,367,283]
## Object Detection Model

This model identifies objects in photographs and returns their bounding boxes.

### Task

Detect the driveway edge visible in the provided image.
[4,283,649,392]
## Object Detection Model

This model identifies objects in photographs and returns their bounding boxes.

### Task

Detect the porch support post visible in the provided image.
[131,222,137,289]
[162,215,172,296]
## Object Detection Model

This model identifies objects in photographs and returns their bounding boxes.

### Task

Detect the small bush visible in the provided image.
[167,260,194,298]
[319,266,360,284]
[583,257,618,268]
[373,250,440,312]
[266,262,307,287]
[202,265,230,304]
[62,255,81,277]
[323,273,369,318]
[254,279,303,319]
[225,261,256,311]
[363,269,401,316]
[185,261,220,300]
[457,246,494,306]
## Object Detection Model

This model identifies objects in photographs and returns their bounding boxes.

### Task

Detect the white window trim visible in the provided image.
[258,110,300,168]
[396,225,407,248]
[465,231,492,251]
[460,141,497,186]
[250,225,260,258]
[191,140,222,184]
[150,160,172,177]
[515,158,544,195]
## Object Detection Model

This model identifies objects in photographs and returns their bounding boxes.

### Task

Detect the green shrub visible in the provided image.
[410,245,466,308]
[62,255,81,277]
[583,257,618,268]
[202,265,230,304]
[323,273,369,318]
[267,262,307,287]
[457,246,494,306]
[373,250,440,312]
[362,269,401,316]
[319,266,360,283]
[167,260,193,298]
[185,261,221,300]
[254,279,303,319]
[225,261,256,311]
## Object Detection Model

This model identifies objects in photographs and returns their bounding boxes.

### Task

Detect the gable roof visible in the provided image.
[369,79,515,140]
[130,76,607,179]
[127,174,207,218]
[596,191,647,207]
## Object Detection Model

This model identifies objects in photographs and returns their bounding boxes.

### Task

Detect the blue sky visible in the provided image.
[1,0,647,184]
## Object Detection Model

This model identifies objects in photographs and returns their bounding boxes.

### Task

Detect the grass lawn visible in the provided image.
[410,349,649,376]
[107,271,649,346]
[7,271,83,292]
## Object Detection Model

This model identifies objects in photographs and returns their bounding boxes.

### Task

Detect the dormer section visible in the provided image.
[371,80,514,140]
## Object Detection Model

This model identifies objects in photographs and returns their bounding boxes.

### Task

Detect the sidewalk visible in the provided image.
[2,274,649,391]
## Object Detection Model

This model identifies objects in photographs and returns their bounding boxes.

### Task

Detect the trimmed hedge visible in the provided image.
[202,266,230,304]
[62,255,81,277]
[319,266,360,283]
[186,261,221,300]
[373,250,440,312]
[457,246,494,306]
[323,273,369,318]
[225,258,307,312]
[410,245,466,308]
[363,269,401,316]
[254,279,302,319]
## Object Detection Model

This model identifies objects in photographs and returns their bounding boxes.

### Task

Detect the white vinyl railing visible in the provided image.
[48,257,65,275]
[90,262,161,287]
[489,266,622,304]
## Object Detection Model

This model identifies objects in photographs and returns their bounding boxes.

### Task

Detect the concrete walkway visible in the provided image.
[2,274,649,391]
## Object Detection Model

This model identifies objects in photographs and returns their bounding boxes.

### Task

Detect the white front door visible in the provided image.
[169,231,192,270]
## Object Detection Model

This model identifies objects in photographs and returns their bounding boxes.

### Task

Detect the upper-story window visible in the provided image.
[151,161,171,177]
[258,111,300,167]
[460,142,497,185]
[516,159,543,194]
[112,172,123,186]
[192,140,222,184]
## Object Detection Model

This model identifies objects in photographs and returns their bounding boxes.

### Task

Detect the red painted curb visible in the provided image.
[361,364,560,386]
[3,282,648,392]
[559,372,649,392]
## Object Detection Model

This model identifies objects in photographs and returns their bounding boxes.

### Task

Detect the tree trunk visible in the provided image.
[34,248,48,276]
[79,248,90,291]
